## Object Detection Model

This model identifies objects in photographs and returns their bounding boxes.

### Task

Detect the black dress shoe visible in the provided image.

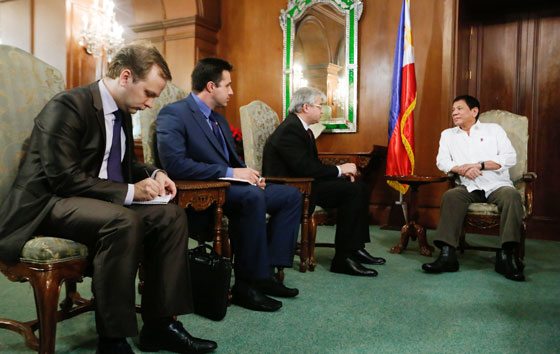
[422,245,459,273]
[138,320,217,353]
[97,337,134,354]
[231,281,282,312]
[351,249,386,265]
[495,249,525,281]
[256,277,299,298]
[330,257,378,277]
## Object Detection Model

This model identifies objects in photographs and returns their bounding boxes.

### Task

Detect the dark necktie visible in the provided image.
[307,128,315,142]
[209,113,229,159]
[107,109,124,182]
[307,128,318,157]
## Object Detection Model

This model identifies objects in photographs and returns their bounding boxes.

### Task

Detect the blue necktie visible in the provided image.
[107,109,124,182]
[209,113,229,159]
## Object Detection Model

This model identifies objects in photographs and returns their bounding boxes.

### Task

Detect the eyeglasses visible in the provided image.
[308,103,322,110]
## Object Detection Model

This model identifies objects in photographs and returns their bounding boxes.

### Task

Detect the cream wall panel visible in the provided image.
[34,0,66,81]
[0,0,32,52]
[166,37,195,91]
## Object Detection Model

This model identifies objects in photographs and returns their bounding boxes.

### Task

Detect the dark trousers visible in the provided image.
[38,197,191,338]
[312,179,371,257]
[224,183,301,280]
[435,185,523,248]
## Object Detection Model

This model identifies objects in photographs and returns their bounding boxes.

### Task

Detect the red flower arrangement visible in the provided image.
[229,123,244,161]
[229,124,243,143]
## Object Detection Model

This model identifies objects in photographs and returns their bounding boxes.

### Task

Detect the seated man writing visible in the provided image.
[0,43,216,353]
[262,87,385,277]
[156,58,302,312]
[422,95,525,281]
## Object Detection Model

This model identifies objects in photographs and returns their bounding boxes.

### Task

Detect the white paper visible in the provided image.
[132,194,173,205]
[218,177,256,185]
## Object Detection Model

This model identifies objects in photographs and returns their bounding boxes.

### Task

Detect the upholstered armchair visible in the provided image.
[457,110,536,258]
[139,82,187,166]
[137,83,231,257]
[239,100,315,272]
[0,45,92,353]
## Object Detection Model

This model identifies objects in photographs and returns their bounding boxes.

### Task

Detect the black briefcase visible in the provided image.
[187,244,232,321]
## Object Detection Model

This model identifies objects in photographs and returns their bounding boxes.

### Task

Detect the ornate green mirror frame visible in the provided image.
[280,0,363,133]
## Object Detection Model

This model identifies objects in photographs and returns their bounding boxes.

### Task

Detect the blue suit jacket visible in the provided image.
[156,93,245,180]
[157,94,302,277]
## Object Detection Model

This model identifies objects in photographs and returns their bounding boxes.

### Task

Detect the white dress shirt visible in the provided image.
[98,80,134,204]
[436,120,516,197]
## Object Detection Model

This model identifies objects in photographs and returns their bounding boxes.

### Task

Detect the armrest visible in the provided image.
[265,176,314,184]
[446,172,458,187]
[174,180,231,191]
[521,172,537,183]
[265,176,313,196]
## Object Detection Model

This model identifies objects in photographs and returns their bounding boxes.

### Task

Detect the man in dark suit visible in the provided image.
[262,87,386,277]
[157,58,302,312]
[0,43,216,354]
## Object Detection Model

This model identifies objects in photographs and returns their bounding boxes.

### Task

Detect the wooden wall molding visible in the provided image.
[129,15,219,34]
[135,29,218,45]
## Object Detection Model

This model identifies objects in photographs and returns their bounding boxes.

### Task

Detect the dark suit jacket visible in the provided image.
[0,82,155,262]
[156,93,244,180]
[262,113,338,182]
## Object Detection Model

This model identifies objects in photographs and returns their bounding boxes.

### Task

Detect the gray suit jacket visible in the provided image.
[0,82,154,262]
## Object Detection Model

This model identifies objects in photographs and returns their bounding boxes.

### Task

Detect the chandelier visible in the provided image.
[78,0,124,62]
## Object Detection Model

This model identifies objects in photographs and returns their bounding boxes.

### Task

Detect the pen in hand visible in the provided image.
[144,168,162,197]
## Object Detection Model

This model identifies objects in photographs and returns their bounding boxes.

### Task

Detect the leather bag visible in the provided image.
[187,244,232,321]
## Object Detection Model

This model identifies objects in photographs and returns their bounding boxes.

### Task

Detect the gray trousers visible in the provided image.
[434,185,523,248]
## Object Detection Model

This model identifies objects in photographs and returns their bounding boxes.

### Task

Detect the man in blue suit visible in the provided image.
[157,58,302,312]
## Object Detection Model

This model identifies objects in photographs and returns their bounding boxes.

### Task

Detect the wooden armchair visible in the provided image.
[0,45,93,353]
[456,110,536,258]
[137,83,231,256]
[239,100,314,273]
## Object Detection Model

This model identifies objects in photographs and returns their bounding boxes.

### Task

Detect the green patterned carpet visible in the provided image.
[1,226,559,353]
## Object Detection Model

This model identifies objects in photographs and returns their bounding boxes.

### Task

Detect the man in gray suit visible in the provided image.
[0,43,216,354]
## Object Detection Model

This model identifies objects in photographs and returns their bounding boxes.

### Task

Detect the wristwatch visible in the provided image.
[480,161,485,170]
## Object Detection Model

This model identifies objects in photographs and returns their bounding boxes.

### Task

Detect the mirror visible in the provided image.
[280,0,363,133]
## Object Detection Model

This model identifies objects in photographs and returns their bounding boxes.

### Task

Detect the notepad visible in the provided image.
[132,194,173,205]
[218,177,256,185]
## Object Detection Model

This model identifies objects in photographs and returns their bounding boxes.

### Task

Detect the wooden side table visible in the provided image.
[385,175,448,256]
[173,180,230,257]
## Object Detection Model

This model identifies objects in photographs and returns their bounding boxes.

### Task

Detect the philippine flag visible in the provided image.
[386,0,417,194]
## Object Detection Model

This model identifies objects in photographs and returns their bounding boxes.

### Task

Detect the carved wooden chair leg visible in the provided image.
[307,217,318,271]
[59,281,78,312]
[275,267,285,283]
[30,268,66,354]
[520,222,527,260]
[458,229,467,254]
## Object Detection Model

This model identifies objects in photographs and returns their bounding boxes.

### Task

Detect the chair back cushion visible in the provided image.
[0,45,65,201]
[479,110,528,183]
[474,109,529,212]
[239,100,280,171]
[137,82,186,166]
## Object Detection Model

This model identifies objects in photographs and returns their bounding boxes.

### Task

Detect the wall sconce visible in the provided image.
[78,0,123,64]
[293,63,308,90]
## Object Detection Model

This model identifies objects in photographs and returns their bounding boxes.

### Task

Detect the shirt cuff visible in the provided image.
[336,165,342,177]
[124,184,134,205]
[151,169,167,178]
[226,167,233,178]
